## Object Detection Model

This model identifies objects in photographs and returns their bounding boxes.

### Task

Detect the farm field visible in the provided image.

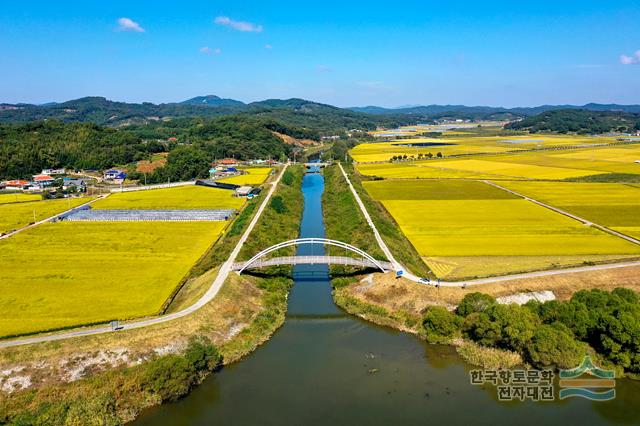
[92,185,244,210]
[0,221,226,338]
[356,143,640,180]
[362,180,640,279]
[496,181,640,238]
[0,197,92,234]
[0,193,42,205]
[218,167,272,185]
[351,134,619,163]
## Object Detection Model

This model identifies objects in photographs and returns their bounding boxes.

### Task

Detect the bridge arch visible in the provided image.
[235,238,388,274]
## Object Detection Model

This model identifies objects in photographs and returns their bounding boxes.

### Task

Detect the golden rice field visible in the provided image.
[0,197,93,235]
[218,167,272,185]
[92,185,244,210]
[351,134,619,163]
[0,221,226,338]
[0,193,42,205]
[497,181,640,239]
[356,142,640,180]
[363,180,640,279]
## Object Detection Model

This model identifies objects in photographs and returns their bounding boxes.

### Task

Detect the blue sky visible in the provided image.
[1,1,639,107]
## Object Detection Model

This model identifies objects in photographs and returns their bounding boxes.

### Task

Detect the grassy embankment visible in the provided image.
[341,163,433,278]
[0,166,305,425]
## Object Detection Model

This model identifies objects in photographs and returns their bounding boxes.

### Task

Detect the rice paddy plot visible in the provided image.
[0,197,92,234]
[0,193,42,205]
[218,167,272,185]
[92,185,244,210]
[0,221,227,338]
[423,159,604,180]
[363,180,518,200]
[497,181,640,229]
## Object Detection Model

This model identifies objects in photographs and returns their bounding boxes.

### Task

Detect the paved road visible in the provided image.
[0,195,107,241]
[337,163,640,287]
[0,164,289,348]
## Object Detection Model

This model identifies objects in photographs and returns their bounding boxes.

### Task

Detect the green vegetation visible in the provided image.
[0,336,222,425]
[238,165,304,261]
[422,306,461,344]
[420,289,640,374]
[506,109,640,134]
[322,165,385,260]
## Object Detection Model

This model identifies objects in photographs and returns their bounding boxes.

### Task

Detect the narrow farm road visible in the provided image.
[0,164,289,348]
[338,163,640,287]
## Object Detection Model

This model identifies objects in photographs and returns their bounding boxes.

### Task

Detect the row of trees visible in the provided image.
[389,152,443,162]
[422,288,640,372]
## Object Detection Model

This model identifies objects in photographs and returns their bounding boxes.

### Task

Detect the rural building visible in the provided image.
[4,180,30,190]
[41,168,66,175]
[32,174,55,187]
[103,169,127,183]
[62,178,87,192]
[235,186,253,197]
[213,158,238,168]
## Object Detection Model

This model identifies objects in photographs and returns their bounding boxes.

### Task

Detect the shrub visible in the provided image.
[422,306,461,343]
[269,195,287,214]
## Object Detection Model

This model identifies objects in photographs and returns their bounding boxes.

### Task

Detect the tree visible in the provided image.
[456,292,496,317]
[165,145,210,181]
[525,324,586,369]
[422,306,461,343]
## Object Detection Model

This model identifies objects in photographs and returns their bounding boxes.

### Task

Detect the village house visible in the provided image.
[62,178,87,192]
[103,169,127,184]
[3,180,31,190]
[32,174,55,188]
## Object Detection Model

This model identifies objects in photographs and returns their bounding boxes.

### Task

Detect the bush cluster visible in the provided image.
[421,288,640,372]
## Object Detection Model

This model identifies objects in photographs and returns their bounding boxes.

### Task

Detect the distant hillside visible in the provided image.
[505,109,640,134]
[349,103,640,118]
[180,95,245,107]
[0,96,410,135]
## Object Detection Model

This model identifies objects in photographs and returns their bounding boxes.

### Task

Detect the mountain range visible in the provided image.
[2,96,640,130]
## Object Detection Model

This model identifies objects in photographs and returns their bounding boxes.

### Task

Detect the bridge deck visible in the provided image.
[232,255,392,271]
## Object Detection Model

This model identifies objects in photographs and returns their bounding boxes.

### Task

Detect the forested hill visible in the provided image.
[349,103,640,116]
[505,109,640,134]
[0,115,311,180]
[0,96,408,134]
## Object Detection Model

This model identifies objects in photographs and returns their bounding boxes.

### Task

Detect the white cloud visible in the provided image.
[116,17,145,33]
[620,50,640,65]
[214,16,263,33]
[265,44,273,49]
[200,47,221,55]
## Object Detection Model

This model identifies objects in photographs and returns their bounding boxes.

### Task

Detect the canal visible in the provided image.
[136,170,639,425]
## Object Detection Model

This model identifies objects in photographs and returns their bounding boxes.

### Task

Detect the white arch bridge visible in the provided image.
[232,238,393,274]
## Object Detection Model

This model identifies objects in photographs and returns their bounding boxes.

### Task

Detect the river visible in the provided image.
[135,171,640,425]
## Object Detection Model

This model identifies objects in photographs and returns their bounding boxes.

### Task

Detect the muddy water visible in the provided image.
[135,172,640,425]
